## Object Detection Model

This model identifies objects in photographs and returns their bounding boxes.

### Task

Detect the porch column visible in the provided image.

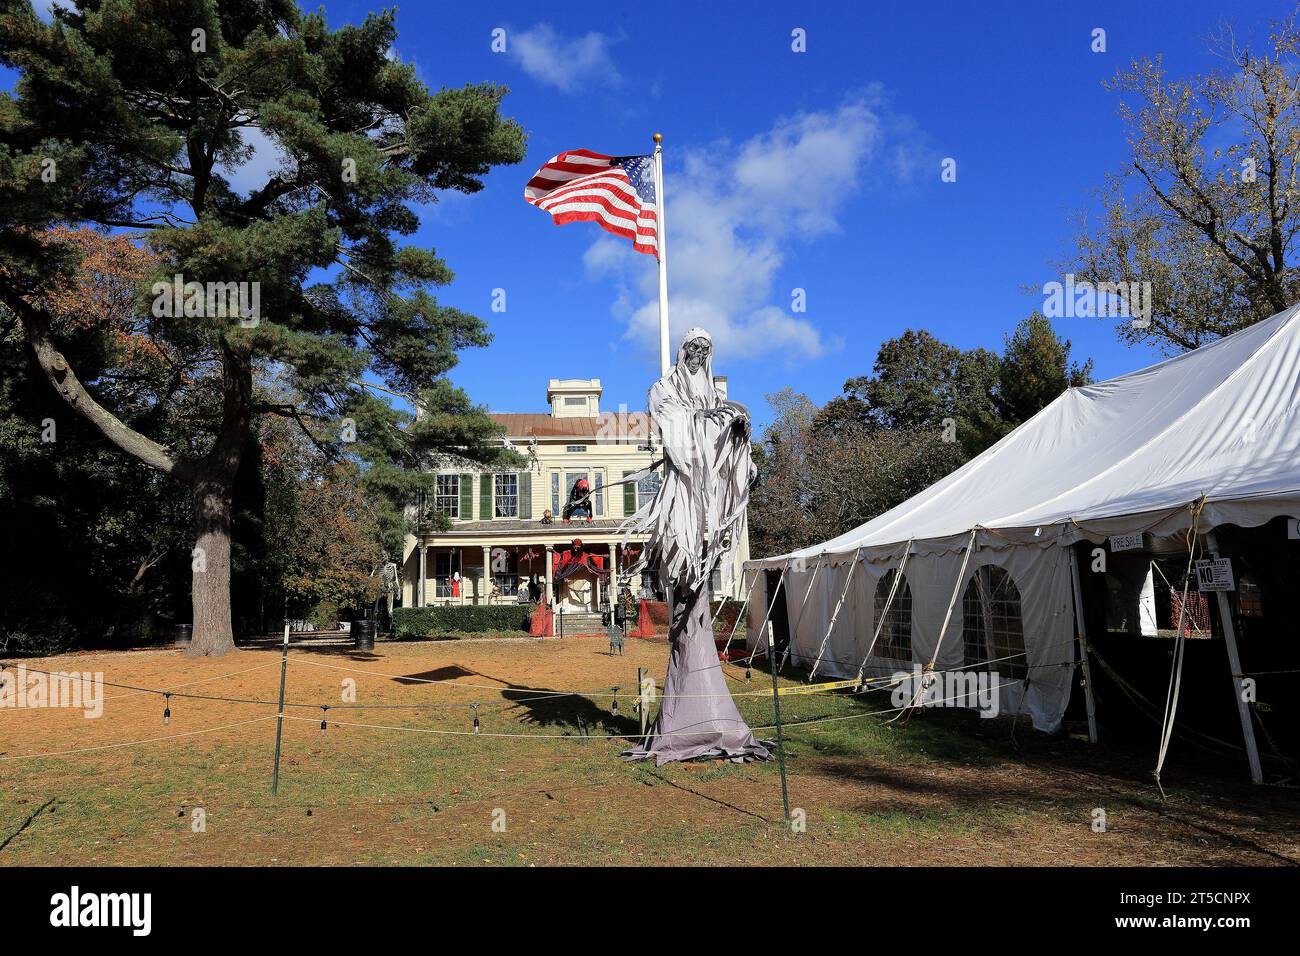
[609,542,618,586]
[418,541,426,607]
[482,545,492,606]
[545,543,555,607]
[457,547,466,606]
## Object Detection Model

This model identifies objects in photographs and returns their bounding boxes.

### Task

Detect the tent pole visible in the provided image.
[1205,531,1263,784]
[924,529,979,671]
[854,539,913,686]
[809,548,862,681]
[745,564,788,669]
[779,554,825,672]
[1068,546,1098,744]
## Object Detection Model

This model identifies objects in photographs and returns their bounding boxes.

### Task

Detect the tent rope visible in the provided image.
[1153,495,1206,797]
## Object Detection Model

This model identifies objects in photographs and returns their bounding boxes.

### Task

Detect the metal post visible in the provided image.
[1205,531,1264,783]
[559,606,565,639]
[652,132,670,377]
[1069,548,1099,744]
[767,632,791,821]
[637,667,647,737]
[271,623,290,795]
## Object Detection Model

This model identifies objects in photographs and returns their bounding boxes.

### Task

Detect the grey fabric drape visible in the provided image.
[623,329,770,764]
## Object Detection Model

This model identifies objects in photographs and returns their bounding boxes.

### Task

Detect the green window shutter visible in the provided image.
[480,473,493,519]
[518,471,532,519]
[623,471,637,516]
[459,474,473,520]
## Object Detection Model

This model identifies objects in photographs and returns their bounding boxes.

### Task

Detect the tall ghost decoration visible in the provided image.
[623,328,771,764]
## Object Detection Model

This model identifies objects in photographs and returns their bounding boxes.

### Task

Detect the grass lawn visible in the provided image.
[1,637,1296,866]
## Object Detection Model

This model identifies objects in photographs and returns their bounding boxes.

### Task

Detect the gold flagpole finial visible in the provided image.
[653,132,663,143]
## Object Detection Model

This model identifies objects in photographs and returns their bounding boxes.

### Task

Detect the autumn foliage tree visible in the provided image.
[1072,10,1300,351]
[0,1,526,654]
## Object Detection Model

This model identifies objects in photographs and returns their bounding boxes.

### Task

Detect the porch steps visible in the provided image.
[554,610,606,635]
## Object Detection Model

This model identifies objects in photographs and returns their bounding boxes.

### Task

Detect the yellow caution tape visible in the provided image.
[776,678,861,697]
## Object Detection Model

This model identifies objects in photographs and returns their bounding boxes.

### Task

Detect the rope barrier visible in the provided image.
[0,715,275,761]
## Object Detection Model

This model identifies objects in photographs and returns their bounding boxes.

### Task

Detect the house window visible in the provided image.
[962,565,1027,680]
[491,547,519,597]
[563,397,586,407]
[434,474,459,518]
[593,471,604,517]
[637,471,661,509]
[551,472,560,515]
[494,474,519,518]
[566,445,588,453]
[873,569,912,661]
[434,551,460,598]
[710,567,723,593]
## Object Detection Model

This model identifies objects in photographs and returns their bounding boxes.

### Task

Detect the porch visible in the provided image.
[403,519,656,613]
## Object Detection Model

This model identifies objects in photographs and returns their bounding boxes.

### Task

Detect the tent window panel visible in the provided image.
[873,569,912,662]
[962,565,1027,681]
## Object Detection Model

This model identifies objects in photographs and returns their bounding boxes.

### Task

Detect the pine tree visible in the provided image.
[0,1,526,654]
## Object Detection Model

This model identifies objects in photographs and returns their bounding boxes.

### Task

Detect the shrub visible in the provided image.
[1,621,78,658]
[711,600,743,635]
[392,603,532,638]
[645,600,669,627]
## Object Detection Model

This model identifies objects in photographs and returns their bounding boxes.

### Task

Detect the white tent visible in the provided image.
[744,304,1300,745]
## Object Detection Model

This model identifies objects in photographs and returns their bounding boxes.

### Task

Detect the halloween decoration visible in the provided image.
[563,477,595,523]
[622,328,769,765]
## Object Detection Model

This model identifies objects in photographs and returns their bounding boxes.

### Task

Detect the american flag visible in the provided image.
[524,149,658,257]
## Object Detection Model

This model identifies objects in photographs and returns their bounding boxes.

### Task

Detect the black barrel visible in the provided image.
[352,618,376,651]
[174,624,193,646]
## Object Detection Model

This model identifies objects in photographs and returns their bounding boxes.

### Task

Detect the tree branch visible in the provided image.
[3,289,182,478]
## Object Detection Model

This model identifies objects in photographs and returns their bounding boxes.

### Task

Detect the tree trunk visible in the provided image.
[190,473,237,656]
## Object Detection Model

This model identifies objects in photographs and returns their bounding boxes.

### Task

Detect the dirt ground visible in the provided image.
[1,635,1297,866]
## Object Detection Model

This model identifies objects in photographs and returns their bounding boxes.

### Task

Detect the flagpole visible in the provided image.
[652,132,670,376]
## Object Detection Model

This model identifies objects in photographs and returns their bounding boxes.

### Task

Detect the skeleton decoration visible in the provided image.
[622,328,770,765]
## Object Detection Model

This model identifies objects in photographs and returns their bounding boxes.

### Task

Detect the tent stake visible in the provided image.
[1068,547,1099,744]
[1205,531,1263,784]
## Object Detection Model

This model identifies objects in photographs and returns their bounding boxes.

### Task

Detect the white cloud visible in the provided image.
[589,94,917,364]
[217,127,290,198]
[509,24,619,92]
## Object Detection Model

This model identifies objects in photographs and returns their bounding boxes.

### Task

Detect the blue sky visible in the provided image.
[12,0,1292,427]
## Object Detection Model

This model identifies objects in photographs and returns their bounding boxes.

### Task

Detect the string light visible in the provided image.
[471,704,480,734]
[611,687,619,715]
[163,692,172,725]
[320,705,329,736]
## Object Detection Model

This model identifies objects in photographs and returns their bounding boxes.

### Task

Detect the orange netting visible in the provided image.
[627,598,656,638]
[529,603,554,638]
